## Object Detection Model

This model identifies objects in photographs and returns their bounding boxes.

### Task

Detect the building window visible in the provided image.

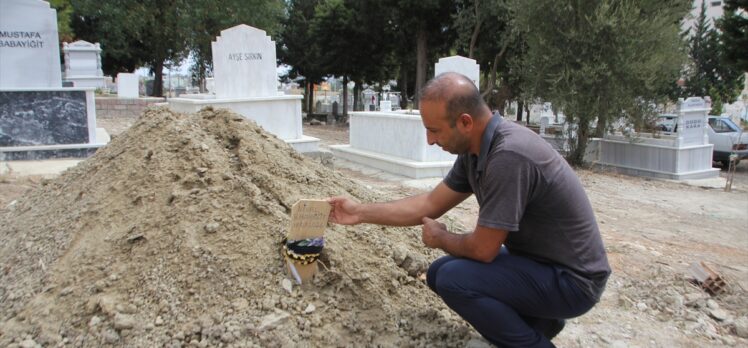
[710,1,722,6]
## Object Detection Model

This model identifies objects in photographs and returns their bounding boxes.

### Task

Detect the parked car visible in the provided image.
[707,115,748,167]
[656,114,748,167]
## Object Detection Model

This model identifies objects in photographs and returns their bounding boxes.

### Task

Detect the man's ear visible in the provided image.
[458,113,473,130]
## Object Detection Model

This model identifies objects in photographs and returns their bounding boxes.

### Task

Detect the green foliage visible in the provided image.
[718,0,748,72]
[513,0,690,165]
[309,0,401,114]
[454,0,525,112]
[386,0,458,106]
[681,1,744,114]
[49,0,74,42]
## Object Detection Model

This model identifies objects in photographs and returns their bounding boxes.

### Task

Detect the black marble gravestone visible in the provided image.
[0,90,89,146]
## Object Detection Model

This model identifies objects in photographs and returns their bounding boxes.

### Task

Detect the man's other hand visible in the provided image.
[421,217,447,249]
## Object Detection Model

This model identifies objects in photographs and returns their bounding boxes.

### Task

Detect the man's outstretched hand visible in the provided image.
[327,196,363,225]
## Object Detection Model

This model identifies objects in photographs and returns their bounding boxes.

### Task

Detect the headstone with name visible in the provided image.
[168,24,318,153]
[434,55,480,89]
[117,73,139,98]
[676,96,711,147]
[212,24,278,98]
[62,40,107,88]
[0,0,62,88]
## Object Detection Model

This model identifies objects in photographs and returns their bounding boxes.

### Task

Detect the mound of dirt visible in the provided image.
[0,107,473,347]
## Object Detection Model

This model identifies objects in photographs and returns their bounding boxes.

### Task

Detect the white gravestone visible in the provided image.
[676,97,711,147]
[212,24,278,98]
[168,24,318,153]
[63,40,107,88]
[0,0,62,88]
[117,73,139,98]
[434,55,480,89]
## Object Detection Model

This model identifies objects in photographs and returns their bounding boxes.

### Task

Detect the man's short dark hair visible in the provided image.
[419,72,487,127]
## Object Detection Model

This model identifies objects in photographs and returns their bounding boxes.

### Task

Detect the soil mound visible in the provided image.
[0,107,472,347]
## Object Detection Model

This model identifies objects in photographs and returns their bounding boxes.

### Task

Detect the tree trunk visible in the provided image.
[481,40,510,99]
[153,60,164,97]
[594,114,607,138]
[400,66,409,109]
[342,75,349,117]
[353,82,361,111]
[306,81,314,114]
[415,27,428,109]
[569,119,589,166]
[468,0,481,59]
[517,100,524,122]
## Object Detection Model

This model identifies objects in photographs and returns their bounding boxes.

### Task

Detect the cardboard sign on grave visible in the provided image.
[285,199,330,284]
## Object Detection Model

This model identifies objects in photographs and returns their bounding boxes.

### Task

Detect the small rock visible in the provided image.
[220,332,235,343]
[88,315,102,328]
[200,143,209,151]
[303,304,316,314]
[113,313,136,330]
[155,316,164,326]
[710,308,730,321]
[391,246,408,265]
[232,298,249,311]
[685,293,703,303]
[116,303,137,314]
[706,299,719,310]
[636,302,648,311]
[204,222,220,233]
[59,287,73,297]
[281,279,293,294]
[721,336,736,346]
[102,329,120,344]
[735,317,748,338]
[19,339,39,348]
[257,310,290,331]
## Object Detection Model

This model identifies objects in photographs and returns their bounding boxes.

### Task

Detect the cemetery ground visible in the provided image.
[0,113,747,347]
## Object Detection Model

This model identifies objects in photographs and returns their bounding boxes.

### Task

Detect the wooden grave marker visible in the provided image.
[285,199,330,284]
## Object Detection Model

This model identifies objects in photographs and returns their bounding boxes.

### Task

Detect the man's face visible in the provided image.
[420,100,471,155]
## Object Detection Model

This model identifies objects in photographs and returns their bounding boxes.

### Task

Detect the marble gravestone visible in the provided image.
[117,73,139,98]
[434,55,480,89]
[63,40,107,88]
[169,24,319,153]
[212,24,278,98]
[590,96,718,180]
[0,0,62,88]
[0,90,92,146]
[0,0,106,160]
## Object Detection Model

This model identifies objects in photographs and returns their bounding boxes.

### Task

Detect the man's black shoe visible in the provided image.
[542,319,566,339]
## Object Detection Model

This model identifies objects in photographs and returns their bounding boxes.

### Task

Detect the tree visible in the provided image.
[388,0,457,107]
[311,0,398,117]
[513,0,690,165]
[50,0,74,42]
[279,0,326,114]
[453,0,525,116]
[71,0,190,96]
[682,1,744,114]
[718,0,748,72]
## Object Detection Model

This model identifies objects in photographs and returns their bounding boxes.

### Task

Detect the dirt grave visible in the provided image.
[0,107,473,347]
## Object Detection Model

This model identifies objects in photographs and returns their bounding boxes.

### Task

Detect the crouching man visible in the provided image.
[327,72,610,347]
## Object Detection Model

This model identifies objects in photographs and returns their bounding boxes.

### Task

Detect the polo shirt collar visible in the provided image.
[476,113,502,175]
